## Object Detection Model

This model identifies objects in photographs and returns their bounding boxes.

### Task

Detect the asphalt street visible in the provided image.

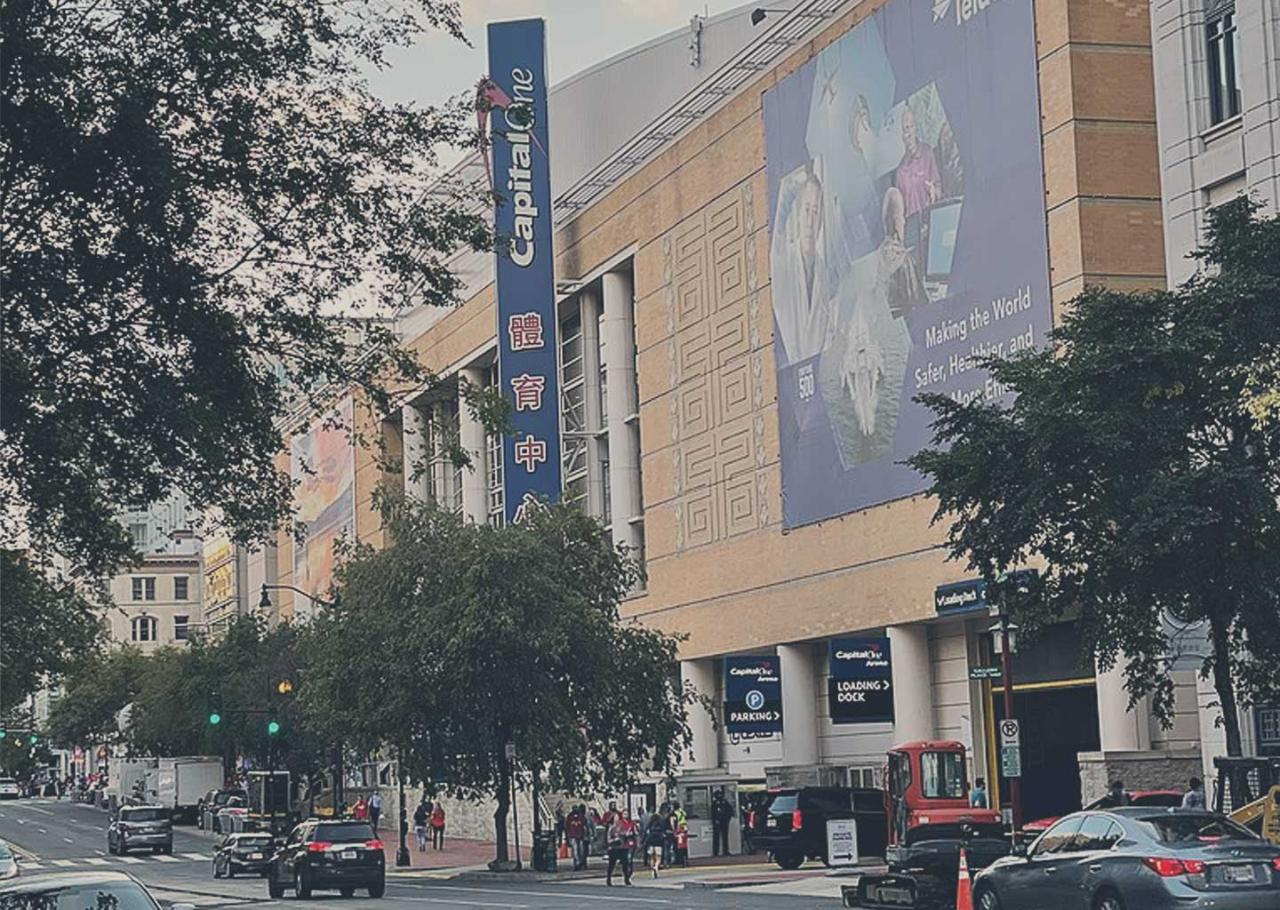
[0,798,846,909]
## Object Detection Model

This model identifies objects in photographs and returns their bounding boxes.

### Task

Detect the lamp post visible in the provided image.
[990,571,1030,832]
[396,750,410,867]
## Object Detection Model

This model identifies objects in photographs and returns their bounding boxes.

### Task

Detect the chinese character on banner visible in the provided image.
[510,373,546,412]
[513,434,547,472]
[508,313,544,351]
[512,491,541,524]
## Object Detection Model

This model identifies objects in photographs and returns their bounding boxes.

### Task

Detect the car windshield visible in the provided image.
[766,794,798,814]
[1139,814,1256,843]
[0,881,158,910]
[234,837,273,847]
[0,843,11,859]
[920,751,967,799]
[119,809,165,822]
[0,780,15,786]
[315,823,375,842]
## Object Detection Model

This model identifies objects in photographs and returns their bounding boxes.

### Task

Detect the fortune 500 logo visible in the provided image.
[934,0,1001,25]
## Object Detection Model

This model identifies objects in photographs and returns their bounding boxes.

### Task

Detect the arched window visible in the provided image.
[131,615,158,642]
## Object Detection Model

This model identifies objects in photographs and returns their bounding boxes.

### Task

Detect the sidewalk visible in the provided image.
[376,834,529,876]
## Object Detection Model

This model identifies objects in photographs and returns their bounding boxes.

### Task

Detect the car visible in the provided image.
[1021,789,1184,837]
[0,779,20,800]
[746,786,887,870]
[107,805,173,856]
[0,841,17,880]
[198,787,247,831]
[267,819,386,899]
[213,832,276,878]
[973,807,1280,910]
[0,871,194,910]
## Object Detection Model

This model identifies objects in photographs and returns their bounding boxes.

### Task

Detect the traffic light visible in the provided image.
[207,691,222,726]
[27,734,36,745]
[267,720,280,736]
[0,730,6,740]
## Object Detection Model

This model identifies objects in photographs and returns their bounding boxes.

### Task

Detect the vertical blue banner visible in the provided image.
[724,655,784,735]
[488,19,562,523]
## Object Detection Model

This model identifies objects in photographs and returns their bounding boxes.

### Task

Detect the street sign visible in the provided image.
[724,655,783,735]
[825,818,859,866]
[1000,719,1022,777]
[969,666,1003,680]
[829,638,895,724]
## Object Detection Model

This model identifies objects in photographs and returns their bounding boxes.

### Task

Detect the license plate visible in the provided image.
[342,850,357,861]
[248,853,262,860]
[1223,864,1256,883]
[766,817,777,828]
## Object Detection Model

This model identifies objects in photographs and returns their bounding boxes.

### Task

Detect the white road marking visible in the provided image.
[181,852,208,860]
[16,818,25,824]
[18,804,54,816]
[85,857,110,865]
[395,900,527,909]
[38,828,47,834]
[63,837,74,843]
[119,857,144,864]
[409,885,670,904]
[19,862,43,869]
[51,860,77,867]
[155,854,181,862]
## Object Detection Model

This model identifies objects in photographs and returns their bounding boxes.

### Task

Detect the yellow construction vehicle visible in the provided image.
[1228,784,1280,845]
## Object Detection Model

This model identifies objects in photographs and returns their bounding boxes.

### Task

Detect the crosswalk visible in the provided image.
[18,852,210,872]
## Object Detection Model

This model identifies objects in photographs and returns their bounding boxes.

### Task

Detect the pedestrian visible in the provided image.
[601,800,619,828]
[430,801,446,849]
[969,777,988,808]
[554,800,566,846]
[413,798,429,852]
[660,805,675,868]
[674,820,689,867]
[566,804,588,870]
[1100,780,1128,808]
[369,790,383,832]
[606,808,637,886]
[353,795,370,821]
[643,811,669,878]
[711,789,733,857]
[1181,776,1206,809]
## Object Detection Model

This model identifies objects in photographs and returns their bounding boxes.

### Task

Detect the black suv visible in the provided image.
[267,819,385,899]
[748,786,887,869]
[107,805,173,856]
[213,832,276,878]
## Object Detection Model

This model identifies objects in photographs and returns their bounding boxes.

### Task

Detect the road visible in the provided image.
[0,798,847,909]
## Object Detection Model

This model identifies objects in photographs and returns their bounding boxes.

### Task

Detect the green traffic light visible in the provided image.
[0,730,6,739]
[209,712,222,725]
[28,735,37,745]
[267,720,280,736]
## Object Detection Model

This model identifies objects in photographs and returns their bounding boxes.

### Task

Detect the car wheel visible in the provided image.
[975,885,1001,910]
[268,873,285,899]
[339,888,355,898]
[295,868,312,899]
[1094,892,1126,910]
[774,850,804,870]
[367,880,385,899]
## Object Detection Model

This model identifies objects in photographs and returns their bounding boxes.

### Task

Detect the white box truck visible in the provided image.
[157,757,224,823]
[107,757,156,806]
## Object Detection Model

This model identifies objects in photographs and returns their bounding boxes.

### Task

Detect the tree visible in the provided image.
[302,498,699,866]
[909,198,1280,756]
[0,551,105,714]
[46,647,146,747]
[1,0,491,577]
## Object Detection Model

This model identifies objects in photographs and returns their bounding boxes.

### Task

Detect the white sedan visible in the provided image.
[0,779,20,800]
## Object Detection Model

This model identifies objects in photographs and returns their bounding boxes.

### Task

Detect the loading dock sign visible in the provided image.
[724,655,783,735]
[829,637,895,724]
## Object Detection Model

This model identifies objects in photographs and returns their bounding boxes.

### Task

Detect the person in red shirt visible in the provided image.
[352,796,369,821]
[606,809,637,886]
[565,804,588,870]
[430,802,446,849]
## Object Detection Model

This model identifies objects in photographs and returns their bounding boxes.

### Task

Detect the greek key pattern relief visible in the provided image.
[662,184,770,550]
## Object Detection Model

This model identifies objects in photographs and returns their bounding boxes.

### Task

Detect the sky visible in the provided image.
[365,0,753,109]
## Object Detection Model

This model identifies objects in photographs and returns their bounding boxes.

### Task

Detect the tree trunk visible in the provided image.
[492,751,511,866]
[1209,614,1243,757]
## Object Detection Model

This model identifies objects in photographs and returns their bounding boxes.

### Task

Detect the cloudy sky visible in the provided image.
[366,0,753,108]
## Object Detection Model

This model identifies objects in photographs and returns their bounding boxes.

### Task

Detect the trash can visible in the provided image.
[532,832,558,872]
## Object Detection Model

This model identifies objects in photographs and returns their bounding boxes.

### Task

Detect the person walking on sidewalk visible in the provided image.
[413,798,429,852]
[369,790,383,833]
[711,789,734,857]
[566,804,588,871]
[606,809,637,886]
[353,795,370,822]
[430,801,446,849]
[643,810,669,878]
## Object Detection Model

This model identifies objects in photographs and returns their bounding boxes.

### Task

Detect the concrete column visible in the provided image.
[681,659,719,770]
[458,368,487,523]
[602,270,642,552]
[888,625,933,742]
[1096,657,1151,752]
[430,402,448,507]
[579,288,606,520]
[401,402,431,503]
[779,643,819,767]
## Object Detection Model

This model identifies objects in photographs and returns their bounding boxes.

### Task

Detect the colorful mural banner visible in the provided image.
[291,397,355,603]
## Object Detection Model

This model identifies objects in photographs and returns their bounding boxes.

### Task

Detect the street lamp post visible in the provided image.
[396,751,410,867]
[991,571,1030,833]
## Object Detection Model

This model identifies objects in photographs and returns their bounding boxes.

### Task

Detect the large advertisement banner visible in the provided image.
[724,655,784,736]
[488,19,562,523]
[291,397,355,604]
[764,0,1051,526]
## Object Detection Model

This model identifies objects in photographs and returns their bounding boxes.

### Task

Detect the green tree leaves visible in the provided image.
[909,198,1280,756]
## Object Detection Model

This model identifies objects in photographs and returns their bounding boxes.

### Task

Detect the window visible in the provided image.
[1138,814,1254,843]
[131,577,156,601]
[174,615,190,641]
[1257,707,1280,749]
[486,366,504,526]
[919,750,967,799]
[1206,8,1241,125]
[561,311,589,507]
[1032,816,1085,856]
[174,576,189,600]
[1073,815,1122,851]
[128,523,149,550]
[430,399,463,514]
[130,616,158,642]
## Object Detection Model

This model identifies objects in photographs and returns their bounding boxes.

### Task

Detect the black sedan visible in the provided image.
[974,807,1280,910]
[267,819,385,899]
[213,833,276,878]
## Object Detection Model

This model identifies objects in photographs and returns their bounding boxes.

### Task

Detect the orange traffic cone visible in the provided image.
[955,846,973,910]
[558,841,570,861]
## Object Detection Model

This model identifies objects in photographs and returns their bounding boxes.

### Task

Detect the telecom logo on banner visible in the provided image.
[486,19,562,523]
[724,655,783,736]
[829,638,895,724]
